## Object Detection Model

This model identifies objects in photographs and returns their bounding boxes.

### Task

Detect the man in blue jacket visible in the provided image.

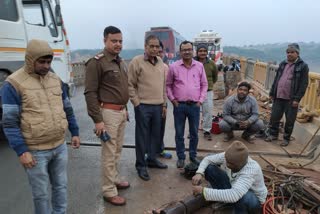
[1,39,80,214]
[265,43,309,146]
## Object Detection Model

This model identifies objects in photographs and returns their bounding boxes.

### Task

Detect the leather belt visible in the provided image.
[101,103,125,111]
[178,101,197,105]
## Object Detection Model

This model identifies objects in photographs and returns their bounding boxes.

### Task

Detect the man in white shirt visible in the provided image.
[192,141,267,213]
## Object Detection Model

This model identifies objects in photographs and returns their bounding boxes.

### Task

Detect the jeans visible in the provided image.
[25,143,68,214]
[173,103,200,160]
[134,104,162,169]
[269,99,298,140]
[205,165,261,214]
[202,90,214,133]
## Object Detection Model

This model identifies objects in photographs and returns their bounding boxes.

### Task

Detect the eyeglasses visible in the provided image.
[180,48,193,53]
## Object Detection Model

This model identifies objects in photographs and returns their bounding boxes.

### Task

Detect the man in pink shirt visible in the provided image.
[166,41,208,168]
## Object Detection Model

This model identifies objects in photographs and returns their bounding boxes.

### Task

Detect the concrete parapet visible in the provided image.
[253,62,268,89]
[72,62,86,86]
[244,59,255,81]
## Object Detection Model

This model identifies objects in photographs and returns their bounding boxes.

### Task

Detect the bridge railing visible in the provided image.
[72,62,86,86]
[223,55,320,115]
[300,73,320,115]
[72,56,320,116]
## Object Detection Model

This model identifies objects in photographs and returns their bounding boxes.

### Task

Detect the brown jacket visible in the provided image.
[84,49,129,123]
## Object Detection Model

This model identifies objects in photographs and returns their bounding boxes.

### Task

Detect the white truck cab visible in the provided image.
[193,30,223,66]
[0,0,75,132]
[0,0,74,92]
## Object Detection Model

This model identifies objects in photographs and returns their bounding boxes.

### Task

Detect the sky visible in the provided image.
[60,0,320,50]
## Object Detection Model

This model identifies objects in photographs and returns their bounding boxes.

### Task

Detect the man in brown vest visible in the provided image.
[2,39,80,214]
[84,26,129,206]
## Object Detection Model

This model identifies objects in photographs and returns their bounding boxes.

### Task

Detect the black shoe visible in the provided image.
[176,159,185,168]
[280,139,290,147]
[190,157,201,165]
[137,168,150,181]
[147,159,168,169]
[204,131,212,141]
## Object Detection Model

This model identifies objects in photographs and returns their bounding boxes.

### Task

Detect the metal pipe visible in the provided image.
[66,141,315,159]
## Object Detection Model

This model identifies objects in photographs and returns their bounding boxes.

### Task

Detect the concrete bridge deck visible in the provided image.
[1,86,319,214]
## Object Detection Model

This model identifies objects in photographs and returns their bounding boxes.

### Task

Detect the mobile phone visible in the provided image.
[93,129,110,143]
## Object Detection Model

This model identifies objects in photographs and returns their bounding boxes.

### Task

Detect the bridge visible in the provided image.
[1,56,320,213]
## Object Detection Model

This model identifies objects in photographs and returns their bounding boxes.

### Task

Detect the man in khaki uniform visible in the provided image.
[84,26,129,206]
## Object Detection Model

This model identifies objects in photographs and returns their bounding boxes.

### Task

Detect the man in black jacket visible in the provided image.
[265,43,309,146]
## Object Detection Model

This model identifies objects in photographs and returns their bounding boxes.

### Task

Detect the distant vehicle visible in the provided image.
[145,27,186,63]
[0,0,74,130]
[193,30,223,66]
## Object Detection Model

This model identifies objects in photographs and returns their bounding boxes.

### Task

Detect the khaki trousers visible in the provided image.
[101,108,127,197]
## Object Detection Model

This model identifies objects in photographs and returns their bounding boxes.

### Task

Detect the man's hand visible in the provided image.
[192,174,203,185]
[292,101,299,108]
[239,120,250,129]
[172,100,179,107]
[192,185,203,196]
[95,122,105,136]
[196,102,201,107]
[162,106,167,118]
[19,152,36,168]
[71,136,80,149]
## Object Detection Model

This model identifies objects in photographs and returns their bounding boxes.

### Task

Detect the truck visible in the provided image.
[193,30,223,67]
[0,0,75,128]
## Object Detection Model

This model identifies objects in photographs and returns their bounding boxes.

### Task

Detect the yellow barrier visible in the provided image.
[253,62,268,88]
[300,72,320,115]
[240,57,247,79]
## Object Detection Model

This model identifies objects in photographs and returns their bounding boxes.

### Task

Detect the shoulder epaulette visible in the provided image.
[94,53,105,60]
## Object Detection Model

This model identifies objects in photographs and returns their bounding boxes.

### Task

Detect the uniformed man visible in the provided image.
[84,26,129,206]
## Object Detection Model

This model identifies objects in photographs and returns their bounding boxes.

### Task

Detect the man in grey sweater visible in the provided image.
[219,82,264,143]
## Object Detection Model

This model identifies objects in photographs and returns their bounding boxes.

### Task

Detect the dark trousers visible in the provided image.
[134,104,162,169]
[159,115,166,153]
[173,103,200,160]
[205,165,262,214]
[269,99,298,140]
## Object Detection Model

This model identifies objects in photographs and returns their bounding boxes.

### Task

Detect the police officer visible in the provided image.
[84,26,129,206]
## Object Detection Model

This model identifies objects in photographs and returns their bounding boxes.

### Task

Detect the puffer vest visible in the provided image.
[7,68,68,150]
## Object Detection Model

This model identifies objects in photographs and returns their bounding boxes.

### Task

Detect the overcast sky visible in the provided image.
[60,0,320,50]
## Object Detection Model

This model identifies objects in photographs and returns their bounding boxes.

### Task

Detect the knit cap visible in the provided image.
[225,141,249,170]
[196,44,208,53]
[287,43,300,54]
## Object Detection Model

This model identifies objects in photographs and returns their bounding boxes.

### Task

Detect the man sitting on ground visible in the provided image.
[219,82,264,143]
[192,141,267,213]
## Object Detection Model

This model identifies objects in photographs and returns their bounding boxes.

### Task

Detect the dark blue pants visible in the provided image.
[269,99,298,140]
[159,115,166,153]
[205,165,262,214]
[134,104,162,169]
[173,103,200,160]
